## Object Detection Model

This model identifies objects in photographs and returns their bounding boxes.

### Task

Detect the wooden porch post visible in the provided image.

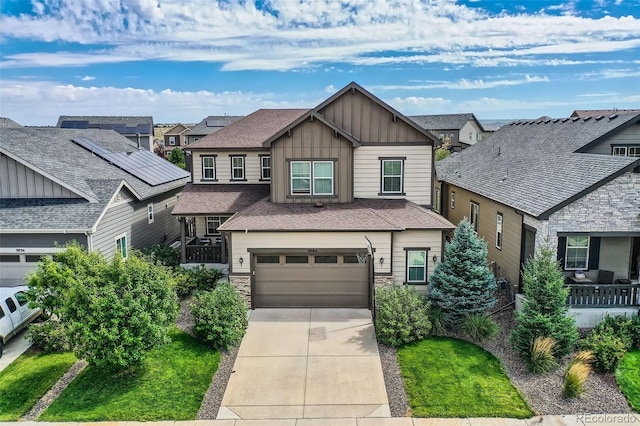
[221,232,227,264]
[180,217,186,264]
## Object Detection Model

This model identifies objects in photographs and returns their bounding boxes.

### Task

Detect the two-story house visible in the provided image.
[436,112,640,297]
[172,82,454,309]
[184,115,243,146]
[409,113,486,152]
[163,123,193,157]
[57,116,154,152]
[0,128,189,286]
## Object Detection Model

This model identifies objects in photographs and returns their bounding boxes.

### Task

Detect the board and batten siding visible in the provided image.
[192,150,270,184]
[229,231,391,275]
[583,122,640,155]
[319,90,428,143]
[270,118,353,203]
[353,145,432,205]
[92,188,182,258]
[0,154,81,199]
[443,184,523,285]
[392,230,444,295]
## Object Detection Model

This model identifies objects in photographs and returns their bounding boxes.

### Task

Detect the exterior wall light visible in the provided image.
[239,257,244,266]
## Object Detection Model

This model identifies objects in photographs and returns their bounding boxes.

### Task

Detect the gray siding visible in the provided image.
[583,123,640,155]
[0,154,81,198]
[0,233,87,248]
[92,187,182,257]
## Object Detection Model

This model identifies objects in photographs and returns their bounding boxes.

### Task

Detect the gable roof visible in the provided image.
[186,115,243,137]
[0,117,22,128]
[188,109,310,150]
[261,111,361,147]
[437,113,640,219]
[408,113,485,132]
[218,198,454,232]
[164,123,193,136]
[57,115,154,135]
[571,109,640,118]
[171,184,270,215]
[0,128,188,232]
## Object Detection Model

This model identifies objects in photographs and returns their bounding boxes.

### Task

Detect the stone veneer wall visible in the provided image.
[374,275,395,287]
[229,275,251,307]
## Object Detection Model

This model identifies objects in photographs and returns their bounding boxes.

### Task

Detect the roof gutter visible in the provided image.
[0,228,91,234]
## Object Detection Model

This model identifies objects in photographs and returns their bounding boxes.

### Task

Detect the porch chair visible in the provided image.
[596,269,615,284]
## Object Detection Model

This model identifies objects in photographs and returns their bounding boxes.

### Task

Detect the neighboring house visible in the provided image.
[0,117,22,128]
[56,116,154,151]
[435,113,640,298]
[571,109,640,118]
[173,82,455,309]
[163,123,193,157]
[0,128,189,286]
[409,113,486,151]
[184,115,243,146]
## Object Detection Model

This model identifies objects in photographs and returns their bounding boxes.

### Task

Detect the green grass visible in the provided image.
[0,350,76,421]
[40,329,220,421]
[616,350,640,412]
[397,336,533,418]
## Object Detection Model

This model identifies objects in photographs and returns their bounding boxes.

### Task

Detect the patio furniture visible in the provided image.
[596,270,615,284]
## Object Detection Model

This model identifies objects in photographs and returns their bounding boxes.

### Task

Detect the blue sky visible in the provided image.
[1,0,638,125]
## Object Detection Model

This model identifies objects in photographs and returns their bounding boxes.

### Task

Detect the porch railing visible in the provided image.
[185,245,222,263]
[567,284,640,308]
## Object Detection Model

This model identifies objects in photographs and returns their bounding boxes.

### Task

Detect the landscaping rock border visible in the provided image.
[197,346,239,419]
[378,343,409,417]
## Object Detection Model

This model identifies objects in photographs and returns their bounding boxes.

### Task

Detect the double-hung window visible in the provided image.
[470,202,479,232]
[202,156,216,180]
[260,156,271,180]
[115,233,128,259]
[147,203,154,224]
[496,213,503,250]
[381,159,403,194]
[565,236,589,270]
[169,136,176,146]
[231,156,245,180]
[290,161,334,196]
[206,216,227,235]
[407,250,427,283]
[629,147,640,157]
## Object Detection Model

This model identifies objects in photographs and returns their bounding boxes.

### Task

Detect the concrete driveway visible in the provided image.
[0,328,32,372]
[217,308,390,420]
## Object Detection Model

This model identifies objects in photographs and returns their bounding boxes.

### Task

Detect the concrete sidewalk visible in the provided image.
[4,414,640,425]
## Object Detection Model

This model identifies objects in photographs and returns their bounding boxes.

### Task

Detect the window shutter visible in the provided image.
[588,237,601,270]
[557,237,566,269]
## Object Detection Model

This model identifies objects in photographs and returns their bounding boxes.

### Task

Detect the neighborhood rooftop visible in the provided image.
[171,184,270,216]
[56,115,153,135]
[186,115,243,136]
[408,113,485,131]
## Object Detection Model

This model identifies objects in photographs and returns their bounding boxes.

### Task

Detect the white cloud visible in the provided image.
[0,0,639,71]
[370,75,550,91]
[80,75,95,81]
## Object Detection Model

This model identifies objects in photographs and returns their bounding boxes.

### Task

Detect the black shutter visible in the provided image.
[557,236,567,270]
[588,237,601,271]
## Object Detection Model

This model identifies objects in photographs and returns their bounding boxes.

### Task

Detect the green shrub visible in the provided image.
[428,306,447,335]
[191,283,248,350]
[528,336,558,374]
[173,269,195,298]
[375,285,432,347]
[190,265,224,292]
[563,360,591,398]
[592,314,640,351]
[28,319,71,353]
[140,244,181,270]
[462,313,499,341]
[580,327,627,372]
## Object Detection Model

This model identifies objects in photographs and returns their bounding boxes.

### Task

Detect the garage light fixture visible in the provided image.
[432,254,438,264]
[239,257,244,266]
[379,257,384,266]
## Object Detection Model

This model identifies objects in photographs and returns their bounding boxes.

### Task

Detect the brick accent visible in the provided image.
[229,275,251,307]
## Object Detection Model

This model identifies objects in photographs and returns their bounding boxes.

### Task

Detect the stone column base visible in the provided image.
[229,275,251,308]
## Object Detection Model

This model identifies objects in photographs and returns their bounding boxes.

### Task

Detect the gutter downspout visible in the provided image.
[85,231,94,252]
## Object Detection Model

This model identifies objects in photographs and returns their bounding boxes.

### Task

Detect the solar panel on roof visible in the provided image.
[72,137,189,186]
[60,120,89,129]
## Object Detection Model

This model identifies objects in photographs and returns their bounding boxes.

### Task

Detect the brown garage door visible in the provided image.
[253,254,370,308]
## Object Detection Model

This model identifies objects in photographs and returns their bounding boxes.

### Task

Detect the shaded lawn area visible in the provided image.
[40,329,220,421]
[398,336,533,418]
[0,350,76,421]
[616,350,640,412]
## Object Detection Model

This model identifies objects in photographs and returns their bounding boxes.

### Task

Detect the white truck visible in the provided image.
[0,286,41,357]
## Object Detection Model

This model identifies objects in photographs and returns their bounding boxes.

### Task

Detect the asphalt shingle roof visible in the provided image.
[218,198,454,232]
[56,115,153,135]
[171,184,270,215]
[409,113,481,131]
[186,116,243,137]
[436,113,640,218]
[0,128,188,231]
[188,109,310,149]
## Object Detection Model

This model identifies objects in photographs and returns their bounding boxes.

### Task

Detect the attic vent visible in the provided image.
[561,118,569,123]
[544,119,551,123]
[595,115,604,121]
[552,118,560,123]
[572,117,580,122]
[583,116,591,121]
[609,114,619,120]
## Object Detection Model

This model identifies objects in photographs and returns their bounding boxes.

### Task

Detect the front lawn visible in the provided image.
[616,350,640,412]
[397,336,533,418]
[0,350,76,421]
[40,329,220,421]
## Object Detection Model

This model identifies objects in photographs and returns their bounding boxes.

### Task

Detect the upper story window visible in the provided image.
[290,161,334,196]
[565,236,589,270]
[450,191,455,209]
[469,132,473,141]
[202,156,216,180]
[612,146,640,157]
[438,133,445,140]
[147,203,154,224]
[496,213,503,250]
[434,188,441,213]
[169,136,176,146]
[381,159,403,194]
[470,201,479,232]
[231,156,245,180]
[261,156,271,180]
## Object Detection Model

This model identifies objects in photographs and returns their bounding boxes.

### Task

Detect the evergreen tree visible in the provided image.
[511,242,578,358]
[168,148,186,169]
[427,219,497,326]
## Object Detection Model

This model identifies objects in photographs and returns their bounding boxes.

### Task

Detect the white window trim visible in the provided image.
[291,161,311,195]
[169,136,176,146]
[205,216,227,235]
[147,203,154,224]
[407,250,427,283]
[115,233,128,259]
[313,161,334,196]
[450,191,455,209]
[434,188,441,213]
[470,202,479,232]
[496,213,503,250]
[261,156,271,180]
[381,159,403,194]
[565,236,590,270]
[202,156,216,180]
[231,156,245,180]
[629,147,640,157]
